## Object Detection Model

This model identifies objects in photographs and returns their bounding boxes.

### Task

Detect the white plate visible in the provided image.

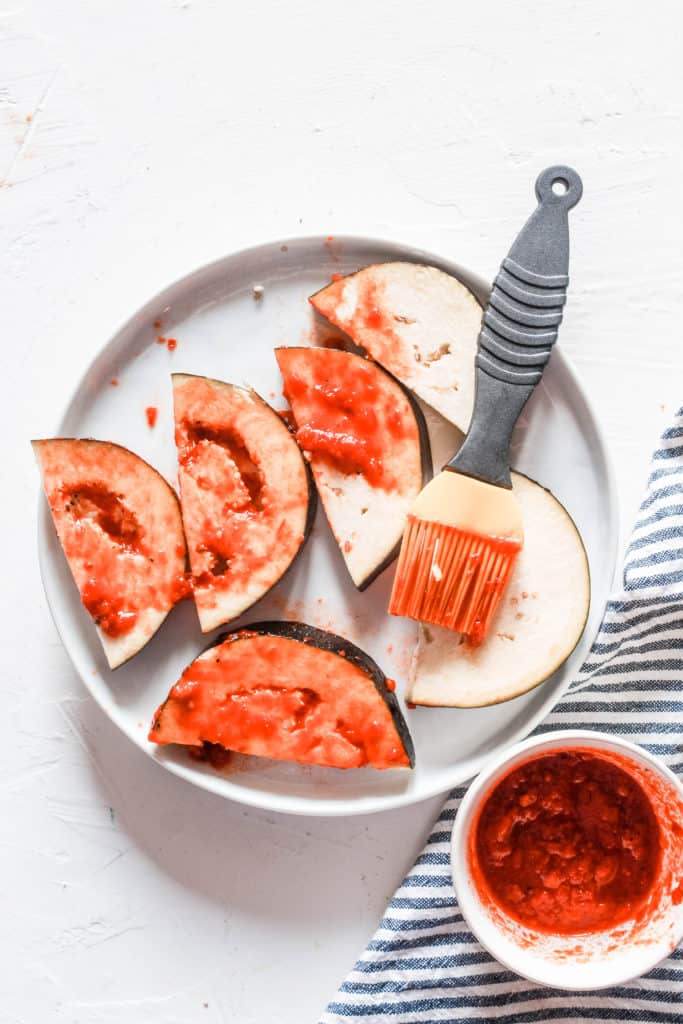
[37,236,618,816]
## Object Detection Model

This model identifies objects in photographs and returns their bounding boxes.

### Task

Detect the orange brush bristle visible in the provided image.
[389,514,522,643]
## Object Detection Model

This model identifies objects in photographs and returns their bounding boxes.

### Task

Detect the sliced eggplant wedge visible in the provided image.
[173,374,316,633]
[407,473,590,708]
[149,621,415,770]
[33,438,187,669]
[310,262,482,432]
[275,347,431,590]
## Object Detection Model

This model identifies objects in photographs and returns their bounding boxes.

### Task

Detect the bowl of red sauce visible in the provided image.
[451,730,683,989]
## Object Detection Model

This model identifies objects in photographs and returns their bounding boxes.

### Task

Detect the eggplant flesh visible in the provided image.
[275,346,431,591]
[310,262,483,433]
[33,438,187,669]
[407,472,590,708]
[150,621,415,770]
[172,373,316,633]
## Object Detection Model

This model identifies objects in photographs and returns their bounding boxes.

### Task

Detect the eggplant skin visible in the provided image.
[220,384,320,545]
[212,620,415,768]
[247,390,318,589]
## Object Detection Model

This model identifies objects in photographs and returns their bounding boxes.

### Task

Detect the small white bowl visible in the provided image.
[451,729,683,990]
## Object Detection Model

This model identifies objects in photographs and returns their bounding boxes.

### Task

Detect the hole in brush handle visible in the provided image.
[503,165,581,299]
[535,165,583,209]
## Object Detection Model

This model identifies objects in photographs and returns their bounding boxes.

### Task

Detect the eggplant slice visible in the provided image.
[173,374,316,633]
[33,438,188,669]
[407,473,590,708]
[310,262,483,432]
[275,347,431,589]
[149,621,415,770]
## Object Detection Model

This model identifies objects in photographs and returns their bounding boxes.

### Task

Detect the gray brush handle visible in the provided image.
[447,165,582,488]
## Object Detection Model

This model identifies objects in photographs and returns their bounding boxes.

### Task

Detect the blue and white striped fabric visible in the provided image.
[321,411,683,1024]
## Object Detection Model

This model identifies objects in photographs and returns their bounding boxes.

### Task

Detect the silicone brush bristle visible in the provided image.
[389,515,522,642]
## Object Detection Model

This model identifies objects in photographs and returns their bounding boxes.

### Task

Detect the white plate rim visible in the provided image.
[36,234,620,817]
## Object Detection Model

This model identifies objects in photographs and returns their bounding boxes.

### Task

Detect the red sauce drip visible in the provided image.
[145,406,158,429]
[188,741,232,770]
[406,701,416,710]
[153,319,162,329]
[331,272,343,282]
[156,334,177,350]
[282,358,414,490]
[169,572,193,604]
[110,378,119,387]
[385,678,396,692]
[81,580,138,637]
[365,306,383,329]
[472,751,661,936]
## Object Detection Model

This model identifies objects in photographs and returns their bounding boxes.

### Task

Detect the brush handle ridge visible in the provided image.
[447,165,582,489]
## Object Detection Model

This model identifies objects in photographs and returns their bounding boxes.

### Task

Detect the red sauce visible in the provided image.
[153,319,162,329]
[173,376,308,610]
[311,276,415,381]
[331,272,343,282]
[145,406,158,429]
[65,483,143,550]
[354,279,416,378]
[110,378,119,387]
[155,335,177,350]
[40,441,188,642]
[58,483,147,636]
[406,701,416,710]
[281,352,416,490]
[188,741,232,770]
[169,572,193,604]
[149,632,410,770]
[81,579,138,637]
[364,306,383,329]
[471,751,662,935]
[385,678,396,692]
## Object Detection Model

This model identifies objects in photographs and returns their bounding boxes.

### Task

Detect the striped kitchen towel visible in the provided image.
[321,411,683,1023]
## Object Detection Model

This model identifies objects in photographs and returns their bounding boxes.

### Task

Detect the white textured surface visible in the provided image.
[4,1,683,1020]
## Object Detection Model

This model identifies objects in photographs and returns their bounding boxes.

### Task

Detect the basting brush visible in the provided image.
[389,165,583,643]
